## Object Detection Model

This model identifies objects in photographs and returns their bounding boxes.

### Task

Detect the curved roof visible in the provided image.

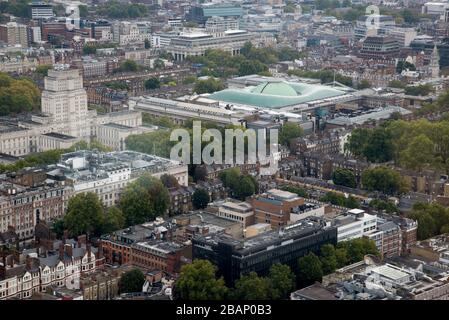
[208,81,346,109]
[251,81,299,97]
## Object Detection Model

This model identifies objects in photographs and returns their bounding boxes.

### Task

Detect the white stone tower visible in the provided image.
[429,44,440,78]
[41,67,90,139]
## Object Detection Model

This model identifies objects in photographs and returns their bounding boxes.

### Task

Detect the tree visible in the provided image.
[119,174,170,225]
[0,73,40,116]
[63,192,104,237]
[79,4,88,18]
[176,260,228,300]
[361,167,409,195]
[297,253,323,287]
[193,165,208,182]
[183,75,197,85]
[396,60,416,73]
[280,185,308,198]
[102,207,125,234]
[83,46,97,55]
[232,272,270,300]
[345,128,370,157]
[192,189,210,209]
[332,169,356,188]
[399,134,435,172]
[238,60,268,76]
[118,59,138,72]
[335,247,349,268]
[268,263,296,300]
[405,84,434,96]
[35,64,52,77]
[408,203,449,240]
[345,127,394,163]
[145,76,159,89]
[389,80,406,89]
[153,59,165,69]
[279,122,303,147]
[51,219,65,239]
[233,175,256,200]
[194,78,224,94]
[357,79,371,89]
[160,174,179,188]
[369,199,398,214]
[119,268,145,293]
[320,244,338,274]
[338,238,379,264]
[319,192,360,209]
[219,167,241,189]
[219,168,257,200]
[125,130,175,158]
[363,128,394,163]
[96,1,148,18]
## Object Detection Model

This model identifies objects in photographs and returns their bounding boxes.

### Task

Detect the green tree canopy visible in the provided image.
[194,78,224,94]
[119,268,145,293]
[409,203,449,240]
[332,168,356,188]
[145,77,161,90]
[297,253,323,287]
[117,59,139,72]
[192,189,210,209]
[357,79,371,89]
[319,192,360,208]
[160,174,179,189]
[0,73,40,116]
[396,60,416,73]
[361,167,409,195]
[35,64,52,77]
[119,174,170,225]
[126,130,176,158]
[268,263,296,300]
[232,272,270,300]
[63,192,105,237]
[219,168,257,200]
[279,122,304,147]
[176,260,228,300]
[345,127,394,163]
[96,1,148,18]
[102,207,125,234]
[320,244,338,274]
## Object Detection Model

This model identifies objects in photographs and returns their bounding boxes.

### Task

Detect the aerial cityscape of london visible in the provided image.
[1,0,449,311]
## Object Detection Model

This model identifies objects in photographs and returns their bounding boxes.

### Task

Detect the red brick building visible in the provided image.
[251,189,305,229]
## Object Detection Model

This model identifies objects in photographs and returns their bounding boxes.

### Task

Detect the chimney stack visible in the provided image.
[63,230,69,244]
[87,243,92,263]
[64,244,73,258]
[77,235,87,247]
[59,242,64,261]
[25,256,32,270]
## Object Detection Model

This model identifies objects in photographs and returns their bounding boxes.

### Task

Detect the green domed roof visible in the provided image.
[251,81,299,96]
[208,80,347,109]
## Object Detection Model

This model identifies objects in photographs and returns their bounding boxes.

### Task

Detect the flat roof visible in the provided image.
[267,188,299,200]
[43,132,77,140]
[102,122,133,130]
[371,264,411,281]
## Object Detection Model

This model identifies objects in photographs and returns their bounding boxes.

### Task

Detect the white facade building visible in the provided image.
[334,209,378,242]
[41,68,90,139]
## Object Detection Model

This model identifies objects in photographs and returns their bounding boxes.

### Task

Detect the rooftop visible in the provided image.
[43,132,77,140]
[208,80,347,109]
[195,218,333,256]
